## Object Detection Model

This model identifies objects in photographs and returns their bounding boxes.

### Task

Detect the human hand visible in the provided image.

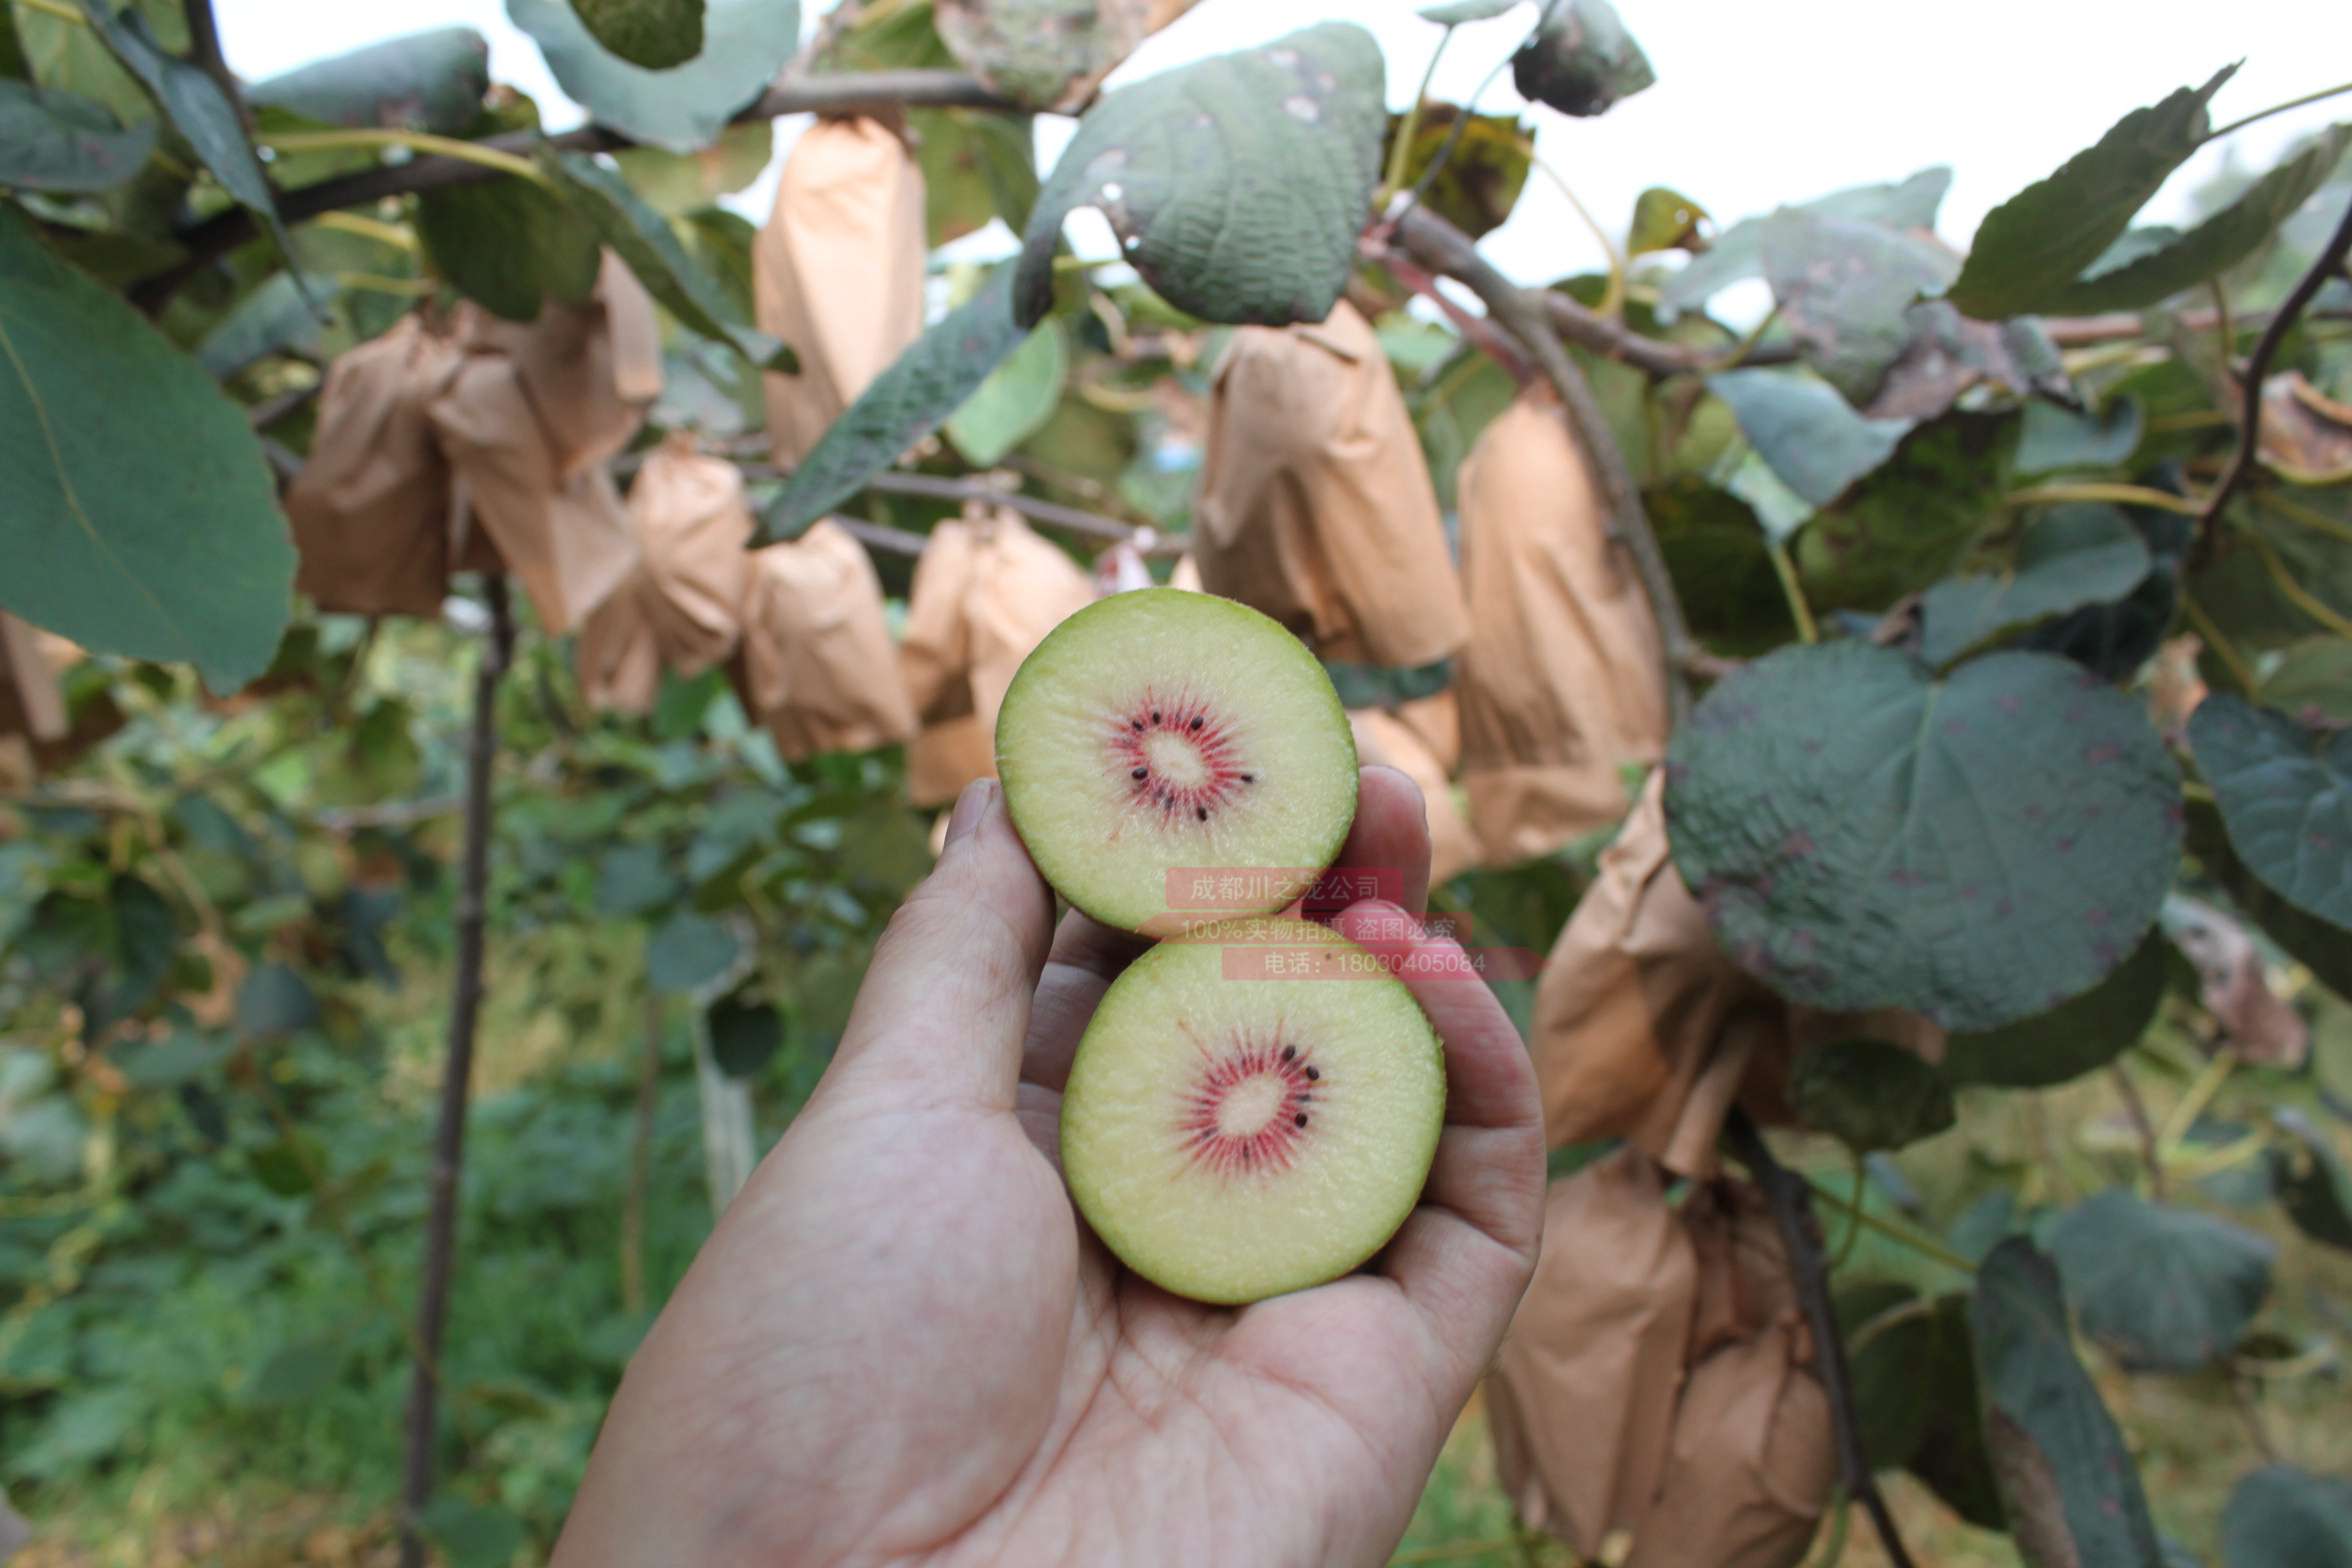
[551,766,1545,1568]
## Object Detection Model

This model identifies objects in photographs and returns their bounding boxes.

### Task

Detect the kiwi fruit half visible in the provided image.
[1059,918,1446,1305]
[995,589,1358,933]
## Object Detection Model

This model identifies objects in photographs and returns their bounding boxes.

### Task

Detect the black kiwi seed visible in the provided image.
[1195,807,1208,821]
[1132,767,1148,779]
[1281,1045,1296,1061]
[1189,717,1203,730]
[1240,773,1255,783]
[1304,1066,1319,1080]
[1294,1113,1309,1128]
[1152,710,1162,723]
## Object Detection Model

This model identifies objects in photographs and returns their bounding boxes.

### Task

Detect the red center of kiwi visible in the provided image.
[1109,694,1256,824]
[1180,1039,1322,1177]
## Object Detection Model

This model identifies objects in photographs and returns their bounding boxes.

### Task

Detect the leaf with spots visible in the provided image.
[935,0,1186,113]
[245,26,491,134]
[2271,1109,2352,1254]
[1664,642,2182,1031]
[0,206,292,693]
[1508,0,1653,118]
[1942,926,2166,1088]
[1971,1239,2163,1568]
[2190,695,2352,936]
[568,0,704,69]
[1015,22,1386,328]
[2047,1190,2274,1372]
[1661,167,1950,312]
[0,79,156,191]
[1385,105,1533,239]
[758,267,1029,543]
[1788,1038,1954,1153]
[1918,504,2153,667]
[1760,211,1957,405]
[1627,184,1709,256]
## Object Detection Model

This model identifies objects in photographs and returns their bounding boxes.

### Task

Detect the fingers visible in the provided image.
[1333,900,1545,1375]
[825,781,1056,1112]
[1021,910,1151,1093]
[1323,765,1433,918]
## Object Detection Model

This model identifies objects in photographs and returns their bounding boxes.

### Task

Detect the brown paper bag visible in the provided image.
[1396,690,1460,775]
[1485,1148,1697,1553]
[900,511,1096,806]
[286,314,463,617]
[577,435,756,715]
[453,252,662,479]
[1456,387,1670,865]
[1192,301,1469,667]
[735,520,918,761]
[756,116,927,465]
[0,613,68,745]
[1348,708,1476,885]
[429,354,638,635]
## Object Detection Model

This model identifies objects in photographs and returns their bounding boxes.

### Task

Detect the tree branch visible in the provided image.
[1726,1111,1918,1568]
[397,576,514,1568]
[1391,206,1697,724]
[2197,188,2352,553]
[134,70,1011,312]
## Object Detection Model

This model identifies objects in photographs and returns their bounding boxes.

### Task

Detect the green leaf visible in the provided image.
[1947,68,2234,319]
[613,119,773,215]
[1627,184,1708,257]
[0,79,157,191]
[245,26,491,134]
[569,0,704,68]
[2190,694,2352,935]
[77,0,280,233]
[1322,657,1453,709]
[1016,22,1386,327]
[1647,478,1798,656]
[1942,926,2166,1088]
[246,1129,323,1196]
[1508,0,1653,117]
[418,1496,528,1568]
[235,961,320,1040]
[2185,798,2352,1003]
[2258,637,2352,726]
[1794,414,2013,615]
[2013,396,2143,477]
[2223,1466,2352,1568]
[413,105,601,322]
[2049,124,2352,312]
[1971,1239,2162,1568]
[0,5,25,78]
[707,991,783,1078]
[1660,168,1950,311]
[646,909,741,994]
[1385,105,1533,239]
[2048,1190,2275,1372]
[913,106,1039,248]
[1788,1038,1955,1152]
[1664,642,2182,1032]
[595,843,681,917]
[1706,368,1912,506]
[2271,1109,2352,1254]
[195,269,338,379]
[935,0,1160,112]
[542,147,794,369]
[244,1338,347,1406]
[1760,211,1957,404]
[759,266,1029,542]
[946,317,1066,465]
[1918,504,2152,666]
[2191,496,2352,660]
[1420,0,1522,22]
[508,0,799,154]
[0,206,292,691]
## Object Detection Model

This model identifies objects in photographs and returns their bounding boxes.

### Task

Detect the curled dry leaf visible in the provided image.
[2164,895,2309,1067]
[935,0,1200,114]
[2257,371,2352,482]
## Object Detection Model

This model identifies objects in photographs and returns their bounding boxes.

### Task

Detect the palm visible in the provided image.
[553,769,1542,1568]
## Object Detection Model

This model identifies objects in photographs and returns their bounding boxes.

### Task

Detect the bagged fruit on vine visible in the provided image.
[1485,1147,1697,1554]
[285,314,464,618]
[0,614,67,749]
[1456,387,1668,865]
[899,510,1095,807]
[1348,708,1476,885]
[454,252,661,478]
[755,115,926,465]
[734,520,917,763]
[577,435,755,715]
[1193,300,1469,668]
[428,354,637,635]
[1395,689,1461,773]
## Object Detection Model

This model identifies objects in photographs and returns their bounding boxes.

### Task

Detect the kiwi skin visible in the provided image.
[995,589,1359,935]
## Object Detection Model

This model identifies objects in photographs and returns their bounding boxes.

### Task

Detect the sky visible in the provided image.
[216,0,2352,305]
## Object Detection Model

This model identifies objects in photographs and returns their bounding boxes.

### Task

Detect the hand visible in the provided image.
[552,767,1545,1568]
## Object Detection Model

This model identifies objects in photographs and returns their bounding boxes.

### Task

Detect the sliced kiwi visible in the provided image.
[1059,918,1446,1305]
[996,589,1358,933]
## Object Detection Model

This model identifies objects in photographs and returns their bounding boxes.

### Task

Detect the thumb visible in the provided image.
[825,780,1056,1112]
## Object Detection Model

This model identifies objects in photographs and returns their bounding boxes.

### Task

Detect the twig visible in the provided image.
[2198,188,2352,553]
[397,576,515,1568]
[2109,1063,2168,1199]
[865,472,1181,553]
[1392,206,1696,724]
[1727,1112,1919,1568]
[2205,78,2352,142]
[134,71,1011,311]
[834,516,933,558]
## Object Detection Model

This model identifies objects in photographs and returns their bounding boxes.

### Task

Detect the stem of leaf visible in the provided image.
[1806,1491,1852,1568]
[2156,1046,2238,1156]
[305,209,418,252]
[15,0,83,23]
[1830,1149,1867,1268]
[2263,491,2352,548]
[2005,482,2203,516]
[2204,79,2352,143]
[1528,152,1626,318]
[2247,527,2352,639]
[1379,27,1456,208]
[1768,537,1819,644]
[2183,595,2259,694]
[260,127,546,185]
[1802,1173,1978,1277]
[2109,1062,2168,1199]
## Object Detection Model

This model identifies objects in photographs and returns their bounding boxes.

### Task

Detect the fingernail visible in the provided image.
[944,779,996,849]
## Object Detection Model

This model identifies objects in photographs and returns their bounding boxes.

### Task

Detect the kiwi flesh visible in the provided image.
[995,589,1358,935]
[1059,918,1446,1305]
